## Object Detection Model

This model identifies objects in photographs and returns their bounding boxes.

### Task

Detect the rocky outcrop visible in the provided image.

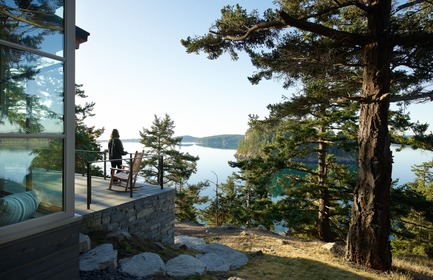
[119,252,166,278]
[79,233,91,253]
[194,242,249,270]
[174,234,207,250]
[79,233,249,278]
[166,254,207,277]
[322,242,345,256]
[79,243,118,271]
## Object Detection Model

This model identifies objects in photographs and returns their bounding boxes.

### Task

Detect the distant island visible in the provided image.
[117,134,244,150]
[181,134,244,150]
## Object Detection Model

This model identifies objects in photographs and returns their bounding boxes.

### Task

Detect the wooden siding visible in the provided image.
[0,220,81,280]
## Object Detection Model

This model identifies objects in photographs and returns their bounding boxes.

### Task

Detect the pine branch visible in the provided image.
[389,91,433,103]
[215,19,287,41]
[277,11,366,46]
[216,10,366,46]
[400,218,433,230]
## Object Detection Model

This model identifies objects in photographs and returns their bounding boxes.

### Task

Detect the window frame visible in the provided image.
[0,0,77,244]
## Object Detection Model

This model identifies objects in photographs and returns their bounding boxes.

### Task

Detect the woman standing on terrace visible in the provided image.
[108,129,127,176]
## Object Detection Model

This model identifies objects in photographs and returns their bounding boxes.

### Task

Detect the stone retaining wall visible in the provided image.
[80,189,175,244]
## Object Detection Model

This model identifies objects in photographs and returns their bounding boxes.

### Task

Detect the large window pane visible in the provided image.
[0,137,64,227]
[0,45,64,133]
[0,0,64,56]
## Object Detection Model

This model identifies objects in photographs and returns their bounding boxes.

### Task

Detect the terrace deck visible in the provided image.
[74,174,170,216]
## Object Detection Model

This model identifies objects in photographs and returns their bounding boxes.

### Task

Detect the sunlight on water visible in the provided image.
[391,144,433,185]
[98,141,237,198]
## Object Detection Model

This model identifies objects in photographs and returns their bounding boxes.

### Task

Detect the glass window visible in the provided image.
[0,138,64,226]
[0,45,64,134]
[0,0,68,232]
[0,0,65,56]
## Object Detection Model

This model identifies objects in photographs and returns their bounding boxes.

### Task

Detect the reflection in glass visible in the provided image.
[0,138,64,227]
[0,0,64,55]
[0,45,64,133]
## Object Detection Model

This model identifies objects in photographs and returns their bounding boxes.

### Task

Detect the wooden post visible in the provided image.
[129,153,133,198]
[158,155,163,189]
[86,162,91,209]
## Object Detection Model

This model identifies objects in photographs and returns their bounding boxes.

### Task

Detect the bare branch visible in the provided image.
[400,218,433,230]
[393,31,433,45]
[277,11,366,46]
[216,9,366,46]
[389,91,433,103]
[219,19,287,41]
[395,0,431,13]
[305,0,369,20]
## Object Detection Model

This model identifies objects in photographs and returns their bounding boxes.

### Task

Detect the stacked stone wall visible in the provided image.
[80,189,175,244]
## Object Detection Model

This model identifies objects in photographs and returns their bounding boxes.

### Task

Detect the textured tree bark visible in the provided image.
[317,133,332,242]
[318,186,332,242]
[346,0,393,270]
[346,98,392,270]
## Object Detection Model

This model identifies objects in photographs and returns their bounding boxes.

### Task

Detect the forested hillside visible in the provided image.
[236,128,357,164]
[181,134,243,150]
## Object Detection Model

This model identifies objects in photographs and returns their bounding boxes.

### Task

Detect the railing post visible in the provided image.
[158,155,163,189]
[103,151,107,180]
[81,150,85,176]
[87,161,91,210]
[129,153,133,198]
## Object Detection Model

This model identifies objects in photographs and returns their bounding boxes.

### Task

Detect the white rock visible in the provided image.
[120,252,166,278]
[166,254,207,277]
[79,243,117,271]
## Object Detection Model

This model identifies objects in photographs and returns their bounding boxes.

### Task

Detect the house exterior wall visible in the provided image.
[0,219,81,280]
[0,1,81,279]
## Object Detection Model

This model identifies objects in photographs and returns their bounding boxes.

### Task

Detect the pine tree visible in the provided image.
[391,161,433,257]
[229,152,283,230]
[182,1,433,270]
[238,80,357,241]
[202,175,249,227]
[139,114,199,187]
[175,181,209,223]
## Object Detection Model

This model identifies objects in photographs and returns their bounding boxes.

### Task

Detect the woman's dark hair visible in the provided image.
[110,129,120,138]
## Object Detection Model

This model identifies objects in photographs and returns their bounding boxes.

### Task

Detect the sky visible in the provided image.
[75,1,432,140]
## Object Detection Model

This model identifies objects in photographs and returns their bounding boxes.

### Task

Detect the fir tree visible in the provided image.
[139,114,199,187]
[391,161,433,257]
[182,1,433,270]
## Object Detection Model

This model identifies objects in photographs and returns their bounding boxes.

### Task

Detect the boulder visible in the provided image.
[80,243,118,271]
[174,235,206,250]
[166,254,207,277]
[196,242,248,269]
[196,252,231,272]
[257,224,268,231]
[79,233,91,253]
[322,242,344,256]
[120,252,166,278]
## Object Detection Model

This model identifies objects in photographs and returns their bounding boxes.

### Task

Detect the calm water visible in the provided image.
[98,141,433,198]
[2,141,431,196]
[98,141,238,198]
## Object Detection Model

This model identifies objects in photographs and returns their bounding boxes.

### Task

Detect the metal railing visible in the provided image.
[77,150,164,210]
[76,149,108,178]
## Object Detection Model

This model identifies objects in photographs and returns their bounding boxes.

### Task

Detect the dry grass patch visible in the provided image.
[200,227,432,280]
[87,223,433,279]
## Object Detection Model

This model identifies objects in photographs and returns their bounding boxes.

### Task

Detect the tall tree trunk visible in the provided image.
[318,186,331,241]
[346,0,393,271]
[317,132,332,242]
